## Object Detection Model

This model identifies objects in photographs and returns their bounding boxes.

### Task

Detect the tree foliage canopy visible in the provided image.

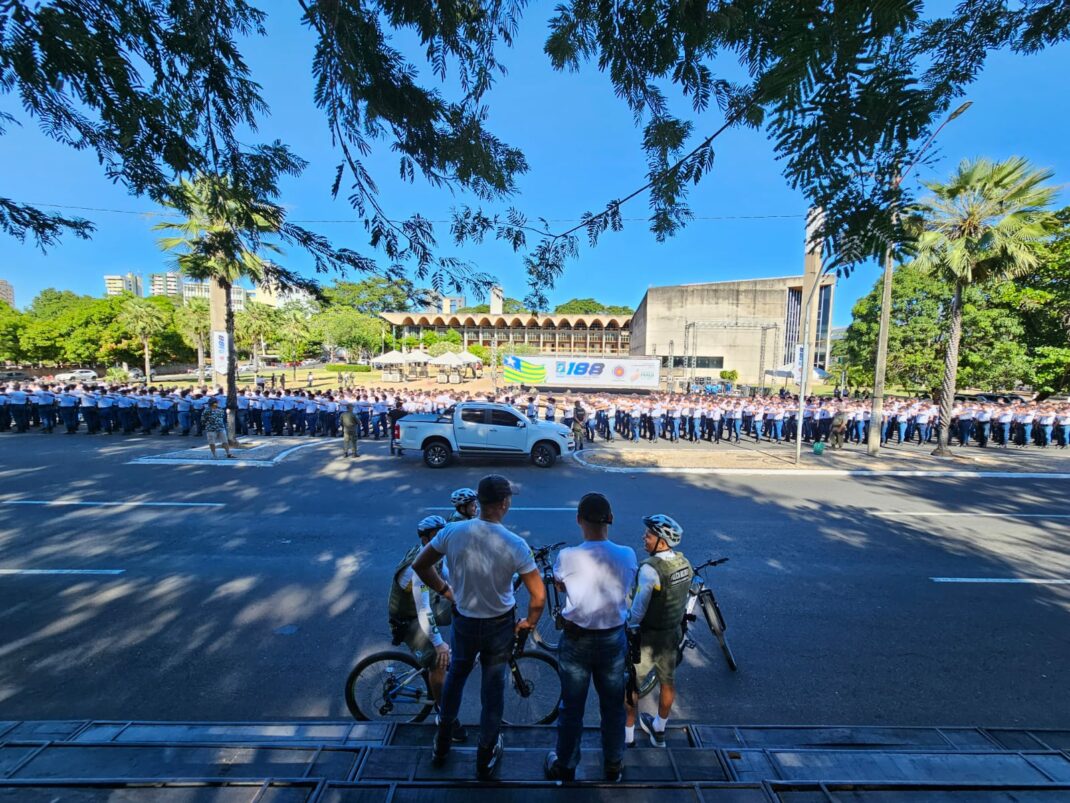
[553,298,634,315]
[5,1,1070,307]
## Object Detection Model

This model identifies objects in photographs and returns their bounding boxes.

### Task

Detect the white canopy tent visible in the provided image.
[372,350,409,366]
[429,351,466,367]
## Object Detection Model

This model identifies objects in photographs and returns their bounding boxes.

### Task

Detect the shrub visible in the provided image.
[719,369,739,382]
[325,363,372,373]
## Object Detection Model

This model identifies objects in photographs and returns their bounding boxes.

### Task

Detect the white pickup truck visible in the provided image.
[397,401,575,468]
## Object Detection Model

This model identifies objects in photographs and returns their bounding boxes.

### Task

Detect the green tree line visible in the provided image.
[838,202,1070,401]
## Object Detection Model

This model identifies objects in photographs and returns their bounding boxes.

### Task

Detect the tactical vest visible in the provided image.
[387,545,451,625]
[640,552,693,631]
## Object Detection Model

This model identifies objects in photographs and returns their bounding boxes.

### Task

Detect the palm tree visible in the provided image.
[175,298,211,383]
[235,301,278,372]
[154,175,284,414]
[118,296,168,379]
[277,302,313,379]
[911,157,1057,456]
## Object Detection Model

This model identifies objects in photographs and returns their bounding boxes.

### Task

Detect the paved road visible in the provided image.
[0,434,1067,728]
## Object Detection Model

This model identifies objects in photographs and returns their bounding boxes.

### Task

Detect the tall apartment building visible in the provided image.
[103,273,143,297]
[182,280,250,312]
[253,281,313,308]
[0,278,13,307]
[148,272,184,298]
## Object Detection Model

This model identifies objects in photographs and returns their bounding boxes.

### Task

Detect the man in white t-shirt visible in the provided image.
[414,474,544,780]
[545,493,637,783]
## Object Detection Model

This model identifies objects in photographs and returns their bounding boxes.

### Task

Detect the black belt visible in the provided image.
[561,620,624,636]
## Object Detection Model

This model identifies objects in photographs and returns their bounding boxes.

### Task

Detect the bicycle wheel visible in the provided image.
[515,580,560,651]
[345,651,435,722]
[700,595,738,671]
[503,651,561,725]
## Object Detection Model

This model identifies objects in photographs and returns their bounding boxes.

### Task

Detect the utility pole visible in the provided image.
[867,101,972,456]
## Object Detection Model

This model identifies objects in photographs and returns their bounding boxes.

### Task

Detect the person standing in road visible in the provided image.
[413,474,545,781]
[625,514,692,748]
[202,398,233,459]
[545,493,637,783]
[340,403,360,458]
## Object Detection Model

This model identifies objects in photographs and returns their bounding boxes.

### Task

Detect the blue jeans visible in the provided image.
[437,609,515,749]
[555,626,627,771]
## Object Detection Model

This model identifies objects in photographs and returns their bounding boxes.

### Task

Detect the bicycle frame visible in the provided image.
[379,666,428,715]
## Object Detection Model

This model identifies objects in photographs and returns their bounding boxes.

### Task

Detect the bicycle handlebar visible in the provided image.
[694,557,729,571]
[531,542,566,559]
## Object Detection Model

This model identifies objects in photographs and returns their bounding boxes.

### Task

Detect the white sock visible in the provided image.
[625,725,634,742]
[653,715,668,732]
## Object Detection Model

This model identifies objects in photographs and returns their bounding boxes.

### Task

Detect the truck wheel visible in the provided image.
[531,442,557,468]
[423,441,452,468]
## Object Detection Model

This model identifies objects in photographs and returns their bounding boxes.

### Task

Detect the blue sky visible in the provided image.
[2,2,1068,326]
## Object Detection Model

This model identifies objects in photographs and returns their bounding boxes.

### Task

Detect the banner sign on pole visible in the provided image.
[212,330,230,377]
[503,355,660,389]
[792,344,806,385]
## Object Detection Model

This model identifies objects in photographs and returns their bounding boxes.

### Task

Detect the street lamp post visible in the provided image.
[866,101,972,456]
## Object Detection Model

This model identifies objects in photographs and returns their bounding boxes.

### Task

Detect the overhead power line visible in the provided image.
[11,199,806,225]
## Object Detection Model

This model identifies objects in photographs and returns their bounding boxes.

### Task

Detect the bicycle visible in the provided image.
[512,541,567,652]
[636,557,737,698]
[345,629,561,725]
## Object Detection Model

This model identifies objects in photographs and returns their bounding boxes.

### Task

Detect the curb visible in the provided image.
[571,450,1070,479]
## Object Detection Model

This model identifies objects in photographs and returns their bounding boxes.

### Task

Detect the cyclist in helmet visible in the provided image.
[625,514,693,748]
[448,488,478,523]
[388,515,461,734]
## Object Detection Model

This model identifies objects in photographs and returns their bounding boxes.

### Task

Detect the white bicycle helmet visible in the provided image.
[450,488,478,507]
[643,514,683,547]
[417,515,447,537]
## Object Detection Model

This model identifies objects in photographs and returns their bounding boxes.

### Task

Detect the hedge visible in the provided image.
[324,364,373,373]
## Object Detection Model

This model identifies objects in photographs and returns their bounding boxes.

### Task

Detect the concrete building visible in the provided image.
[103,273,143,297]
[0,278,13,307]
[379,311,632,356]
[629,274,836,384]
[148,272,184,298]
[421,292,466,315]
[253,282,314,309]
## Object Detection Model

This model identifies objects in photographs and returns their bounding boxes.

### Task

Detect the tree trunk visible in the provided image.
[933,281,963,457]
[223,281,239,445]
[143,337,152,380]
[197,340,205,384]
[252,342,260,373]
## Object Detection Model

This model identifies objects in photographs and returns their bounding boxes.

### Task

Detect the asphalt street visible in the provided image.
[0,433,1067,729]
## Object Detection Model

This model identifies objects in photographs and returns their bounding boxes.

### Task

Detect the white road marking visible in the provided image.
[876,511,1070,519]
[931,577,1070,584]
[425,505,577,511]
[2,500,223,508]
[0,569,126,576]
[572,453,1070,478]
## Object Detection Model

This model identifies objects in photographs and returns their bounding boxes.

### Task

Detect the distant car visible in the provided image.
[236,364,257,374]
[54,369,98,382]
[0,370,31,382]
[299,358,324,367]
[128,368,157,380]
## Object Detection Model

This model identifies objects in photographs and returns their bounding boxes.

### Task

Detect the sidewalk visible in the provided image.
[1,718,1068,798]
[574,435,1070,475]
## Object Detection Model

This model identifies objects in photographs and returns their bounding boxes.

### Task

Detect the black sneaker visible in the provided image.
[450,720,468,743]
[431,727,452,766]
[544,750,575,782]
[476,733,503,780]
[603,761,623,783]
[639,713,666,748]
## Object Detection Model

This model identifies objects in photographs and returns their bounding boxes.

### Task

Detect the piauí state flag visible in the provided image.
[503,355,546,384]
